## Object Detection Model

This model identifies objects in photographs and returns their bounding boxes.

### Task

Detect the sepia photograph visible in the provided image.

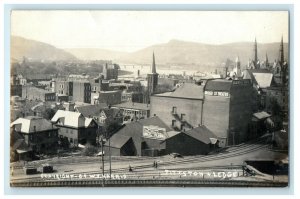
[9,10,289,188]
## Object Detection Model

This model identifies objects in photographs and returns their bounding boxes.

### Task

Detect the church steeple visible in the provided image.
[234,56,241,77]
[265,52,269,68]
[279,35,284,66]
[254,37,258,67]
[147,52,159,100]
[151,52,157,74]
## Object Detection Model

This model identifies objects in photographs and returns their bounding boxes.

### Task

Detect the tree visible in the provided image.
[82,143,98,156]
[268,97,283,130]
[43,108,56,120]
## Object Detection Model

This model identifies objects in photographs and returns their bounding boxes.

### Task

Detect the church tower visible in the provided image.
[253,37,259,69]
[147,52,159,96]
[265,53,269,69]
[279,36,284,67]
[279,36,288,85]
[234,56,242,77]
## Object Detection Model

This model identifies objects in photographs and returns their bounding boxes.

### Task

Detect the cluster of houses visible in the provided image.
[10,38,288,161]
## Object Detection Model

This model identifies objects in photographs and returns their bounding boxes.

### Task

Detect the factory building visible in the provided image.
[203,79,253,146]
[150,83,204,131]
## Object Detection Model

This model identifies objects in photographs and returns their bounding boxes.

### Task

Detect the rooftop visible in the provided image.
[11,116,57,134]
[154,83,204,100]
[205,79,233,92]
[113,102,150,110]
[112,116,171,139]
[184,125,217,144]
[106,135,132,148]
[243,69,274,88]
[75,103,108,117]
[51,110,95,128]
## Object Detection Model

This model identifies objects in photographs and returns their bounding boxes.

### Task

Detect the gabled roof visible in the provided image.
[106,135,132,149]
[75,103,108,117]
[11,116,57,134]
[51,110,95,128]
[113,116,171,138]
[183,125,217,144]
[101,108,121,119]
[205,79,233,92]
[243,69,274,88]
[154,83,204,100]
[165,131,181,139]
[138,116,172,131]
[252,73,273,88]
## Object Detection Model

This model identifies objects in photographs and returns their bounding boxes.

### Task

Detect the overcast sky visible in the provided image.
[11,11,289,52]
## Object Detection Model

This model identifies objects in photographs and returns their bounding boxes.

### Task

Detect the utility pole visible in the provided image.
[101,136,104,176]
[109,135,111,179]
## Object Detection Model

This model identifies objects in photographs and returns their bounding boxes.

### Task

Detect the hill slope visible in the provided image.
[11,36,77,61]
[122,39,289,66]
[65,39,288,69]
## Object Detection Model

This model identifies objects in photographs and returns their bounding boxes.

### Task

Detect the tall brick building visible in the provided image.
[203,79,253,146]
[150,83,204,131]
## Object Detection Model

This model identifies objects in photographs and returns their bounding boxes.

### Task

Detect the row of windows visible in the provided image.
[45,95,55,100]
[28,132,57,140]
[123,109,147,116]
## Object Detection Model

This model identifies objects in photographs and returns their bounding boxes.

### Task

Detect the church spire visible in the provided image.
[254,37,258,67]
[279,35,284,66]
[265,52,269,68]
[151,51,157,73]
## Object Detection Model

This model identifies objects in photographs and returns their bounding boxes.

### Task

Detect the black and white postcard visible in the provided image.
[9,10,289,187]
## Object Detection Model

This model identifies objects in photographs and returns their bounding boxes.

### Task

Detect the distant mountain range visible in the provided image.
[11,36,288,70]
[11,36,77,61]
[66,39,289,68]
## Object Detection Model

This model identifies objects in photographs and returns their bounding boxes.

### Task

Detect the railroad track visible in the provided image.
[11,142,269,181]
[10,179,287,187]
[11,135,270,169]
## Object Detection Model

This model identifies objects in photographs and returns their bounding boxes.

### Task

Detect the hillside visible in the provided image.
[122,39,289,67]
[65,39,288,69]
[11,36,77,61]
[64,48,128,61]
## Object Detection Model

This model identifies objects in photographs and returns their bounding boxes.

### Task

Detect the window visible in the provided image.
[181,114,186,121]
[172,120,176,127]
[70,138,73,143]
[172,107,177,114]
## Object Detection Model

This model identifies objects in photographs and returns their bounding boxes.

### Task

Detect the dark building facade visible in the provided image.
[150,83,205,131]
[11,116,59,155]
[203,79,253,146]
[72,81,91,104]
[22,85,56,102]
[112,102,150,123]
[102,63,118,80]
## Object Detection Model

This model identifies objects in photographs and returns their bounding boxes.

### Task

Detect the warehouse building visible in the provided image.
[150,83,204,131]
[203,79,253,146]
[104,116,218,156]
